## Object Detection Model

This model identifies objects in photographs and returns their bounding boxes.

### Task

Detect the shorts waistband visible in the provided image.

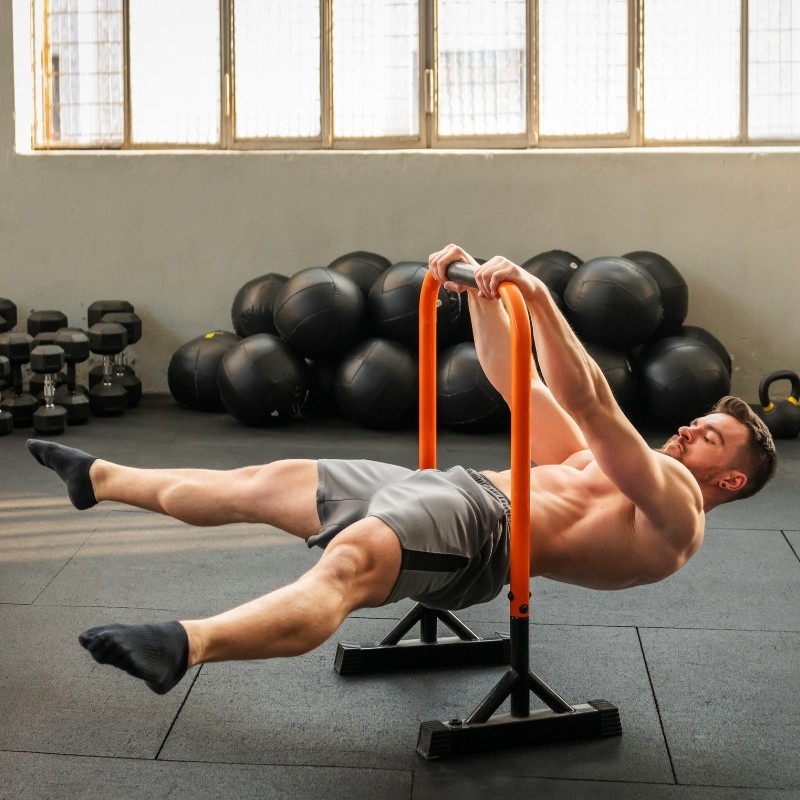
[464,468,511,513]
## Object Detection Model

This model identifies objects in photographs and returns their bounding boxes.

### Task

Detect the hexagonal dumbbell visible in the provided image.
[27,310,68,337]
[88,311,142,407]
[0,332,40,426]
[88,321,128,416]
[30,331,68,398]
[87,300,134,328]
[0,298,17,333]
[0,356,13,434]
[31,344,68,434]
[0,351,8,394]
[53,328,91,424]
[28,310,69,398]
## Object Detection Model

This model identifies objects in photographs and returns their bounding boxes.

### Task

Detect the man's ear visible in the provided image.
[720,471,747,492]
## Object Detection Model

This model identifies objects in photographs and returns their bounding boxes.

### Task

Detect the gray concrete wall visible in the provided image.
[2,1,798,402]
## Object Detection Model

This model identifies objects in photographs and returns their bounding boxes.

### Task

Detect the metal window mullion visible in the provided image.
[220,0,232,148]
[122,0,132,147]
[40,0,54,145]
[740,0,748,142]
[429,0,439,146]
[422,0,434,147]
[528,0,537,147]
[631,0,643,146]
[321,0,332,147]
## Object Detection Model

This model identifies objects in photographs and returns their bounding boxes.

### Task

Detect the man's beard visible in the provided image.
[658,435,683,461]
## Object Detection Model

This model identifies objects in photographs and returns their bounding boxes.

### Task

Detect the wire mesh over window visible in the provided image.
[128,0,220,145]
[332,0,419,138]
[538,0,628,137]
[34,0,124,146]
[749,0,800,139]
[234,0,321,139]
[644,0,740,141]
[437,0,527,137]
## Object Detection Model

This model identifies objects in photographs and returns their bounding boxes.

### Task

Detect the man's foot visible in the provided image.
[27,439,98,510]
[78,622,189,695]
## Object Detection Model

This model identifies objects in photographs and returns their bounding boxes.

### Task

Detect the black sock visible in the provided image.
[27,439,98,510]
[78,621,189,695]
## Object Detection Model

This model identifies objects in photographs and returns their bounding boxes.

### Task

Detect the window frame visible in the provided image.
[25,0,800,151]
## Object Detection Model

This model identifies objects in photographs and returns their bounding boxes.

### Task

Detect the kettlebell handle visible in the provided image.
[758,370,800,411]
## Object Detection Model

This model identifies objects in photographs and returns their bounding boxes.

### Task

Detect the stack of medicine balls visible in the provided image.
[167,249,732,433]
[0,298,143,436]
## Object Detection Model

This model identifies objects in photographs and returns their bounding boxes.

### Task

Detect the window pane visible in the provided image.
[437,0,526,136]
[538,0,628,137]
[644,0,740,140]
[129,0,220,144]
[332,0,419,138]
[234,0,321,139]
[749,0,800,139]
[36,0,124,146]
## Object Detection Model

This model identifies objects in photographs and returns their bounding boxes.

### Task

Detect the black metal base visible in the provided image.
[417,700,622,760]
[334,602,510,675]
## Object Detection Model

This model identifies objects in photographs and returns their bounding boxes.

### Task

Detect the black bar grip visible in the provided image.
[443,262,478,288]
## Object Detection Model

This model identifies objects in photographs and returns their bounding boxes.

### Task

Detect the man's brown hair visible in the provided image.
[712,396,777,501]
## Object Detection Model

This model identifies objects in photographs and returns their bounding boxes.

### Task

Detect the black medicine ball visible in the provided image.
[231,273,288,338]
[334,338,418,430]
[217,334,308,426]
[168,331,241,412]
[564,256,663,350]
[368,261,463,349]
[273,267,365,362]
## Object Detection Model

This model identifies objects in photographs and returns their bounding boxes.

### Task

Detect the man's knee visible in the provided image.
[317,518,402,609]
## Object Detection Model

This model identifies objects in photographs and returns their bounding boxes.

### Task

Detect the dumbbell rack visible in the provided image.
[336,263,621,759]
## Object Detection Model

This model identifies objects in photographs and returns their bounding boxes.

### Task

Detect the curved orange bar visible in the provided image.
[419,271,532,619]
[419,273,440,470]
[498,284,532,620]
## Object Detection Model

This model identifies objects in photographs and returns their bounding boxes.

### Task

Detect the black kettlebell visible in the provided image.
[755,370,800,439]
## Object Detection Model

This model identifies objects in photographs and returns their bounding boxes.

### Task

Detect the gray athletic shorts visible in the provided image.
[308,459,511,611]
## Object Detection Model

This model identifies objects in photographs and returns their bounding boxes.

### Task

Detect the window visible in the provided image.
[538,0,629,138]
[23,0,800,150]
[437,0,527,138]
[233,1,321,140]
[128,0,220,145]
[644,0,740,141]
[748,0,800,140]
[33,0,124,146]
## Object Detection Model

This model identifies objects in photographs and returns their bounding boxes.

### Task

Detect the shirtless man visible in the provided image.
[27,244,776,696]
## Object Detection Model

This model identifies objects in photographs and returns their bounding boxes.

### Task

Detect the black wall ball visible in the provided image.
[368,260,463,349]
[272,267,365,362]
[217,333,308,426]
[437,342,509,433]
[327,251,392,295]
[168,330,241,412]
[231,273,288,338]
[564,256,663,350]
[334,337,418,430]
[636,336,731,428]
[521,249,582,300]
[676,324,732,376]
[623,251,688,338]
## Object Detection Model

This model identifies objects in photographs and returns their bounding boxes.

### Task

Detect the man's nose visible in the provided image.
[678,426,692,440]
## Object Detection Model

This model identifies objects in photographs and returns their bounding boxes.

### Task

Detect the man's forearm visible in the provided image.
[467,291,516,400]
[526,289,612,421]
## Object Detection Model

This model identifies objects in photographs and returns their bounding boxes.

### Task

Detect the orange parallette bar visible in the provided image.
[418,272,440,471]
[419,270,532,620]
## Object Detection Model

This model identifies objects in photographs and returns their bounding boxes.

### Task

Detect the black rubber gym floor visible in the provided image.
[2,396,799,800]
